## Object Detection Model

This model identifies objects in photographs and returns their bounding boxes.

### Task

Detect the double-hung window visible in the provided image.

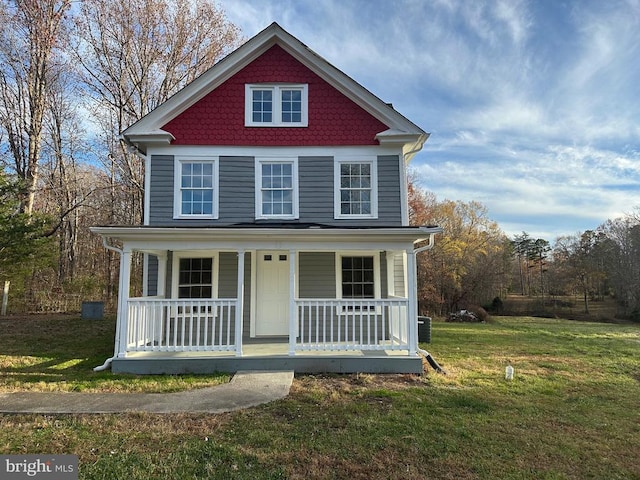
[341,256,375,299]
[334,158,378,218]
[256,158,298,219]
[336,253,382,312]
[174,158,218,219]
[245,84,308,127]
[178,257,213,299]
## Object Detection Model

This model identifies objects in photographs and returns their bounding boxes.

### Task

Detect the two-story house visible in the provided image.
[91,23,442,375]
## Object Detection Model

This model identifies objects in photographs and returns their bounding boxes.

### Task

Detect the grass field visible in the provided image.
[0,315,639,479]
[0,315,230,392]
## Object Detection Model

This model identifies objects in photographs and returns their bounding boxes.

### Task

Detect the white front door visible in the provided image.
[256,251,290,336]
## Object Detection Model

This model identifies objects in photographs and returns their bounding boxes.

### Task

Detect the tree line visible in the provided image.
[1,1,638,321]
[0,0,241,311]
[409,178,640,321]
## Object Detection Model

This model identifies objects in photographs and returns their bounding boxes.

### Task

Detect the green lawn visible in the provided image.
[0,315,229,392]
[1,315,639,479]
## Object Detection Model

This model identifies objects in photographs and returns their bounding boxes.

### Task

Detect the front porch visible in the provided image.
[114,297,422,373]
[92,225,441,374]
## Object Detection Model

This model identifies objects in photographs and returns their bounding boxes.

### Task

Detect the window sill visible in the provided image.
[334,214,378,220]
[245,122,308,128]
[173,215,218,220]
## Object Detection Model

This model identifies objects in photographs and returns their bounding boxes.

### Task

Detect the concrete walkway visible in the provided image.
[0,371,294,414]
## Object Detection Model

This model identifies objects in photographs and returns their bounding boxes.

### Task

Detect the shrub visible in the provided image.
[470,305,490,322]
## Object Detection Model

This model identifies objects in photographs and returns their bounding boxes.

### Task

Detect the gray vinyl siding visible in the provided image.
[376,155,402,226]
[147,255,158,296]
[298,157,334,223]
[165,251,173,297]
[380,252,389,297]
[148,155,174,225]
[218,157,255,223]
[218,251,252,338]
[148,154,403,226]
[148,155,255,226]
[298,252,336,298]
[299,155,402,226]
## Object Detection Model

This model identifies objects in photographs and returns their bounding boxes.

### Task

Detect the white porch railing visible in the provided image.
[126,298,238,353]
[124,297,412,355]
[295,298,410,352]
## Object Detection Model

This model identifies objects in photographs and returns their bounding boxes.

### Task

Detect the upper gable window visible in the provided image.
[245,84,308,127]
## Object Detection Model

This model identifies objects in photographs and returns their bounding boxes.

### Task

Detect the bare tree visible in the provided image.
[0,0,71,215]
[72,0,242,226]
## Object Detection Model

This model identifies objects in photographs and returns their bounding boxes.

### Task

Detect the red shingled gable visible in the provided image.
[162,45,389,146]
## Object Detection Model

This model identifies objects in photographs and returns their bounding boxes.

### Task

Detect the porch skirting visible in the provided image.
[111,353,423,374]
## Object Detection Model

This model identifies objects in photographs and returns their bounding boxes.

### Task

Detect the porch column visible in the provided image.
[406,249,418,356]
[235,250,245,357]
[116,247,132,358]
[288,249,297,356]
[156,252,167,297]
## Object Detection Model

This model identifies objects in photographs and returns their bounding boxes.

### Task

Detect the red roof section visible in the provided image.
[162,45,389,146]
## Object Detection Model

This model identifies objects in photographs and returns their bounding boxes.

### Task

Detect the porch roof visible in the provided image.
[91,224,443,253]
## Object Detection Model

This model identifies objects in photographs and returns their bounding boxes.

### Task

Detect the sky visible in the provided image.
[217,0,640,241]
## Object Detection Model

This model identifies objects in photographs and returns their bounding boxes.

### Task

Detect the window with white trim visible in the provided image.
[178,257,213,298]
[336,253,382,312]
[245,84,308,127]
[174,158,218,218]
[341,256,375,298]
[255,158,299,219]
[334,158,378,218]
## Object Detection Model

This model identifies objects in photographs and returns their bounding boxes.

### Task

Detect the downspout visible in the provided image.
[93,237,123,372]
[414,232,447,374]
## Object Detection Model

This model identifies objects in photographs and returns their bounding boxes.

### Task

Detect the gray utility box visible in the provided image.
[418,316,432,343]
[82,301,104,320]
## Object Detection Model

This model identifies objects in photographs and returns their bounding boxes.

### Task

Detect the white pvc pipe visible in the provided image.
[93,357,113,372]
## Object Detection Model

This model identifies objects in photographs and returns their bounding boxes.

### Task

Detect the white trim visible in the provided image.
[249,250,257,337]
[235,250,245,356]
[170,251,220,299]
[92,226,443,253]
[288,249,297,355]
[334,157,378,219]
[386,252,395,297]
[335,251,382,300]
[245,84,308,127]
[173,156,219,219]
[143,154,151,225]
[147,144,401,159]
[255,157,299,220]
[402,251,408,298]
